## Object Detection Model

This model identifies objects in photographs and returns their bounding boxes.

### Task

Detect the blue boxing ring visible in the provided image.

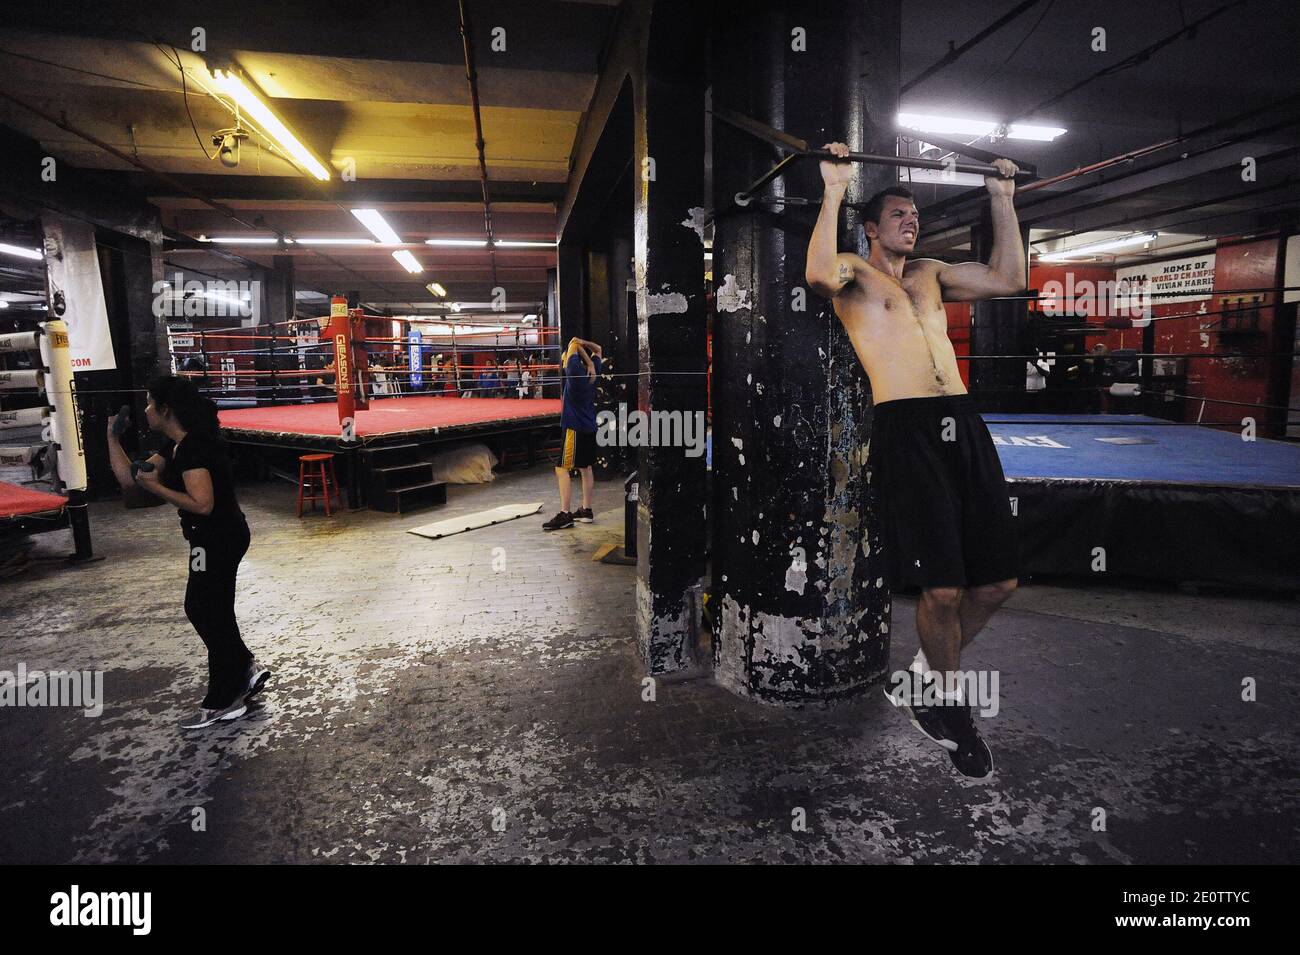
[987,414,1300,591]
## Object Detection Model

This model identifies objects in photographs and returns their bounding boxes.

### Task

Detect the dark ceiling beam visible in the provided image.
[5,1,616,74]
[128,173,565,205]
[901,0,1046,94]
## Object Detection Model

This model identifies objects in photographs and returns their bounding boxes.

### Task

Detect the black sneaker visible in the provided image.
[246,662,271,698]
[543,511,574,531]
[574,507,594,523]
[884,675,958,752]
[179,696,247,730]
[940,703,994,781]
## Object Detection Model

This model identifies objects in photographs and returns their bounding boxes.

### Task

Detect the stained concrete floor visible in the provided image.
[1,463,1297,864]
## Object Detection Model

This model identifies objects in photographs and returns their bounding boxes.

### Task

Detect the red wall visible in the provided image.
[1157,239,1286,432]
[949,245,1293,432]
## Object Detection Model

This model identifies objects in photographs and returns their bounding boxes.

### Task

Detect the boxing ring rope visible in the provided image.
[167,302,564,407]
[0,321,93,558]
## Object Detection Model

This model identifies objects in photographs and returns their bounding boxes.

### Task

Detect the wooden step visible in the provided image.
[371,461,432,487]
[368,478,446,515]
[361,442,422,467]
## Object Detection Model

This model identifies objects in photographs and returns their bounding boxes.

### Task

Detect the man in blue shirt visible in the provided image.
[544,337,602,530]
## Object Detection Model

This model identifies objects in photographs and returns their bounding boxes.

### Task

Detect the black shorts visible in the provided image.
[870,394,1019,590]
[560,428,596,469]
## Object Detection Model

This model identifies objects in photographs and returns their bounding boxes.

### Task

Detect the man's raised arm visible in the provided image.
[937,158,1027,301]
[805,142,859,299]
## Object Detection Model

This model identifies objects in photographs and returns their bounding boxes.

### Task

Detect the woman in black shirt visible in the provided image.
[106,375,268,730]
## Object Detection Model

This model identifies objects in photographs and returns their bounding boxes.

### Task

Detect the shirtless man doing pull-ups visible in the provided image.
[806,143,1026,780]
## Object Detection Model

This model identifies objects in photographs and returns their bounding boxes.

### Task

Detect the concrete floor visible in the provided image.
[1,463,1297,864]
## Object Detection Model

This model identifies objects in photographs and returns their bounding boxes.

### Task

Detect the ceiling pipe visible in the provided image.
[924,96,1300,226]
[919,143,1300,251]
[458,0,499,290]
[1029,173,1298,250]
[919,9,1277,218]
[902,0,1047,94]
[0,88,260,231]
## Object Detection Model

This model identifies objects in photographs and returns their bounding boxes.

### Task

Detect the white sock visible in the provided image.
[910,648,929,675]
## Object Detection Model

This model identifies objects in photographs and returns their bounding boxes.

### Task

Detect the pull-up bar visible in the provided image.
[711,107,1036,211]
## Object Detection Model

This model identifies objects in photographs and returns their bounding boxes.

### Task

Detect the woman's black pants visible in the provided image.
[183,520,252,709]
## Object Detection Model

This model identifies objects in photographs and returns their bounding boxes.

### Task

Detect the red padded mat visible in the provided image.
[0,480,68,518]
[218,396,561,438]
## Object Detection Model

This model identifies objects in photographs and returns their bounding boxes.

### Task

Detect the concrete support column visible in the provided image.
[263,255,295,404]
[710,0,898,704]
[970,218,1030,409]
[266,255,295,326]
[633,0,709,673]
[557,241,586,349]
[127,235,168,384]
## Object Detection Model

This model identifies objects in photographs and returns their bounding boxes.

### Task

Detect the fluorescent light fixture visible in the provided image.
[0,242,43,260]
[426,238,489,247]
[1006,123,1068,142]
[897,112,1066,142]
[200,290,250,309]
[351,209,403,245]
[294,238,377,246]
[493,239,557,248]
[209,236,282,245]
[1039,232,1158,261]
[208,70,331,181]
[392,249,423,273]
[426,282,448,297]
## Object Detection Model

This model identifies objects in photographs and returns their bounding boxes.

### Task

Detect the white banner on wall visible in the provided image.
[40,212,116,371]
[1114,254,1216,307]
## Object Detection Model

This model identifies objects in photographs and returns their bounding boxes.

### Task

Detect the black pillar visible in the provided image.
[633,0,709,673]
[970,218,1030,409]
[557,241,586,351]
[710,0,898,704]
[545,267,560,397]
[264,255,295,404]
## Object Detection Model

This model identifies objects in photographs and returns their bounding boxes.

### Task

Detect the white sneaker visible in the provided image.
[180,697,247,730]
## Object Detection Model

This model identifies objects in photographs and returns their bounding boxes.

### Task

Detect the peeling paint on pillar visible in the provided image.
[647,291,690,314]
[709,0,900,706]
[716,274,752,313]
[680,207,708,243]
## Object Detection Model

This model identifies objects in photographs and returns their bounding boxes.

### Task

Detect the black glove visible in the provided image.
[110,404,131,436]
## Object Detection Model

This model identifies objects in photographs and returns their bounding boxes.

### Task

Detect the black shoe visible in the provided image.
[179,696,247,730]
[543,511,574,531]
[884,676,958,752]
[246,663,271,697]
[940,703,994,781]
[574,507,594,523]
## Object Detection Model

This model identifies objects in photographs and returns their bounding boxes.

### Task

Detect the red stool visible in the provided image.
[297,453,341,517]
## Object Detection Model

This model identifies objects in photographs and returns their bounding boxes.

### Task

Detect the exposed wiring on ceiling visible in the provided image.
[0,48,183,93]
[964,0,1057,98]
[152,41,214,160]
